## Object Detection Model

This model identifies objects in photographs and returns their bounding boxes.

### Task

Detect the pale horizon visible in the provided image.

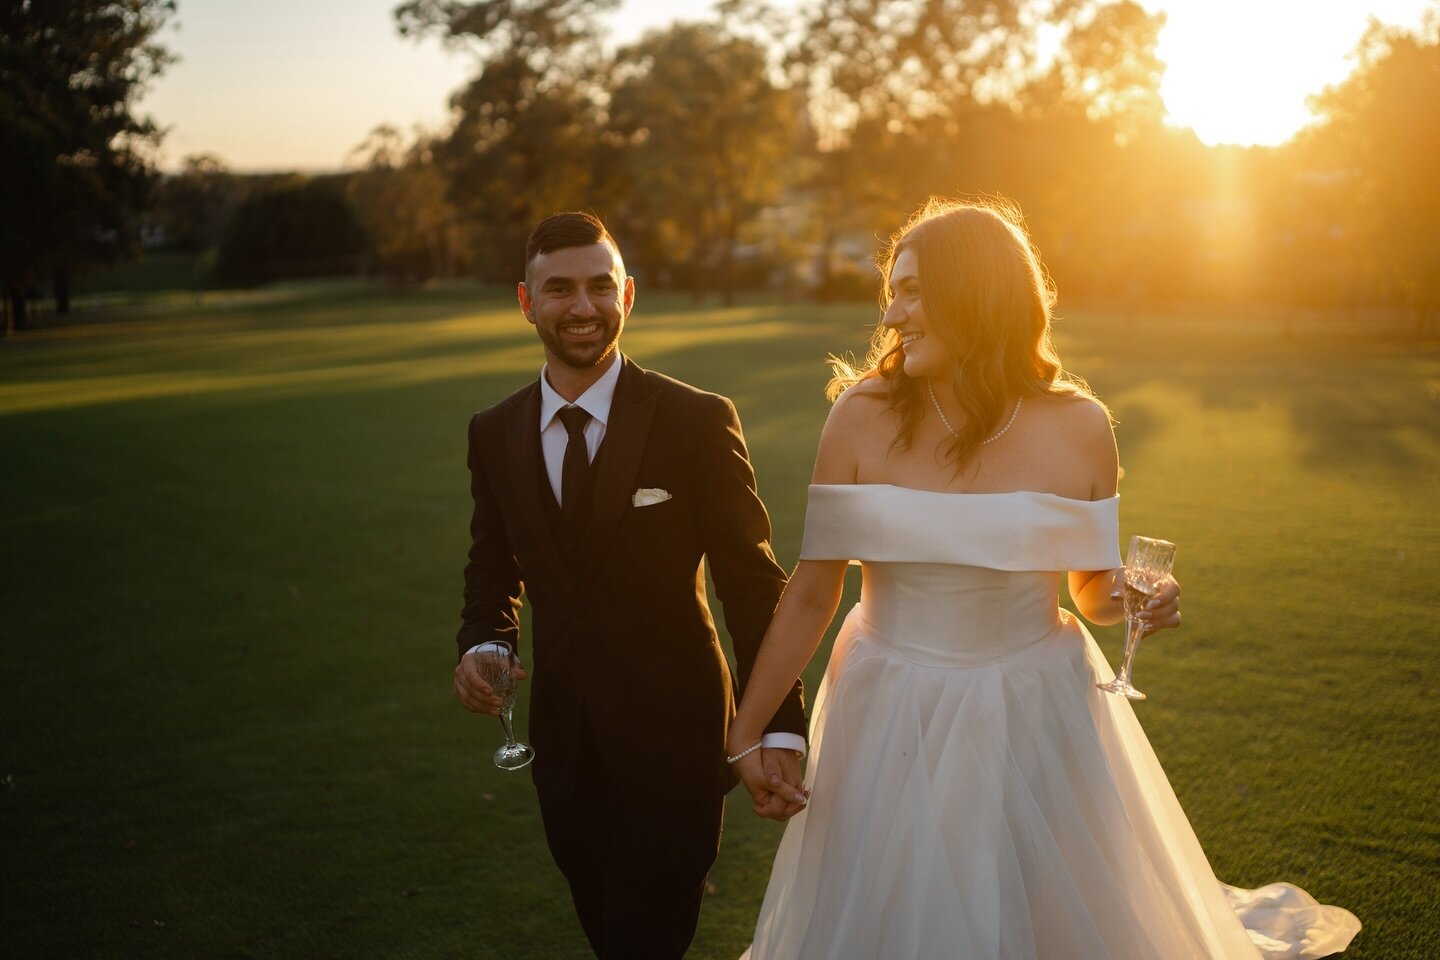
[139,0,1434,173]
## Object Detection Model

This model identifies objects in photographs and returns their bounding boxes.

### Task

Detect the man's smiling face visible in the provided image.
[519,241,633,372]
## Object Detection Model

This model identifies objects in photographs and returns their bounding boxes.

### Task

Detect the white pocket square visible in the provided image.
[632,487,672,507]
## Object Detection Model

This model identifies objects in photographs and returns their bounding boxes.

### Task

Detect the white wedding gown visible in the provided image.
[741,485,1359,960]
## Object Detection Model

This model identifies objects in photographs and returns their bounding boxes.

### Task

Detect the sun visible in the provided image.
[1146,0,1428,146]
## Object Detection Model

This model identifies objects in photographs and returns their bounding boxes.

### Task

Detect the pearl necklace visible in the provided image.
[927,381,1023,445]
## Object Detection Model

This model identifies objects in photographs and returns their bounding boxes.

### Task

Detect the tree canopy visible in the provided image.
[215,177,365,287]
[0,0,175,329]
[1304,15,1440,327]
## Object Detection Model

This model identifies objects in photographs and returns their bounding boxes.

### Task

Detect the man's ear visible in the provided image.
[622,275,636,316]
[517,281,536,324]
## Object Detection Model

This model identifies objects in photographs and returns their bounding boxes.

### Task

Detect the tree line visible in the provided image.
[3,0,1437,334]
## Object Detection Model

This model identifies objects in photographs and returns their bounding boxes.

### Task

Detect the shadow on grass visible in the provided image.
[1062,317,1439,476]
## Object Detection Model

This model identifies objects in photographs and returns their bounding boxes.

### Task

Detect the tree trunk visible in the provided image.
[7,283,29,330]
[814,156,844,303]
[54,266,71,315]
[720,215,737,308]
[815,230,835,303]
[690,224,707,303]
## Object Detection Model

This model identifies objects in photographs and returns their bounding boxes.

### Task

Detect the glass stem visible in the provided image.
[499,705,518,748]
[1118,616,1145,684]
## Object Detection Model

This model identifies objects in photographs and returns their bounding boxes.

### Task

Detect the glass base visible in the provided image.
[1096,677,1147,700]
[493,742,535,771]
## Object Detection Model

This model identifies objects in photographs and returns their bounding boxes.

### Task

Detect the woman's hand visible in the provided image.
[1117,576,1182,637]
[731,742,809,822]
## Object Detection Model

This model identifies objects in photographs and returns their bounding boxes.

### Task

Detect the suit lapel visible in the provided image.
[503,384,573,593]
[585,357,658,561]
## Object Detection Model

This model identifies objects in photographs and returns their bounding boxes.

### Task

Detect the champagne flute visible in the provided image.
[479,644,535,770]
[1097,535,1177,701]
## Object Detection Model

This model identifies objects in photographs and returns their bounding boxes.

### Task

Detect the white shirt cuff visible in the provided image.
[761,732,807,757]
[465,641,514,657]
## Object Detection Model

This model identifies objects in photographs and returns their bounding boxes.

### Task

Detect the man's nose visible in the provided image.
[571,290,598,318]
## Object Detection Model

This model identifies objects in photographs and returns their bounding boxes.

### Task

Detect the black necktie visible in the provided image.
[556,406,593,527]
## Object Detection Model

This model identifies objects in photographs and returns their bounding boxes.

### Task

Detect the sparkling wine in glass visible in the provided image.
[479,645,534,770]
[1097,535,1177,701]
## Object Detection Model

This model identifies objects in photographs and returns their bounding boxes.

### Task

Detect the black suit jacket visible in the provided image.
[458,356,806,798]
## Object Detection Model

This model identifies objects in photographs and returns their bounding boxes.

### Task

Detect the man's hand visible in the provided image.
[737,747,809,822]
[453,648,527,716]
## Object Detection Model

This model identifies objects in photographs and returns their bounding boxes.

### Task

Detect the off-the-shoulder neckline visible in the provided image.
[808,483,1119,506]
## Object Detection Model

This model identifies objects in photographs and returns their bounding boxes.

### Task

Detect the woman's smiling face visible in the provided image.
[882,247,944,379]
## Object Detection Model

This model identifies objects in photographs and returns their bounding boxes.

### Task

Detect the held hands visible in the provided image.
[454,647,527,716]
[1112,575,1182,637]
[733,745,810,822]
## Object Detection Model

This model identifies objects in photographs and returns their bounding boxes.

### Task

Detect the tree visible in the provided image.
[607,23,798,303]
[757,0,1109,297]
[1305,13,1440,334]
[1024,0,1165,141]
[394,0,618,60]
[214,177,365,287]
[347,125,468,283]
[1015,0,1171,302]
[433,53,604,281]
[394,0,616,282]
[156,154,245,255]
[0,0,175,330]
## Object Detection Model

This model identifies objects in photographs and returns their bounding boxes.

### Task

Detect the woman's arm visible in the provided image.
[727,386,874,816]
[1068,398,1127,627]
[1070,567,1126,626]
[1067,397,1183,633]
[729,559,847,753]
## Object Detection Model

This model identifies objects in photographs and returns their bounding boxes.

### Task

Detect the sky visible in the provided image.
[138,0,1435,172]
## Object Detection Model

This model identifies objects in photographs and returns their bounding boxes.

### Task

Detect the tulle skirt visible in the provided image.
[741,606,1359,960]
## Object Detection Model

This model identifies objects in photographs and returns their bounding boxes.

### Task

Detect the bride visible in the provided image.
[726,199,1360,959]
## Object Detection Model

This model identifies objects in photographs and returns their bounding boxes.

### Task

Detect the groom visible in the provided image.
[453,211,808,958]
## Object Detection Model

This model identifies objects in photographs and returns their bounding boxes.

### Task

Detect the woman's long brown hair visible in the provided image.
[828,197,1103,471]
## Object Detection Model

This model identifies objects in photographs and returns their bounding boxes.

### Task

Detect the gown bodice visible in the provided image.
[799,484,1122,667]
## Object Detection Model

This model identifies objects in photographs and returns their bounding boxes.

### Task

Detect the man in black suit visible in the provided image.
[453,212,809,958]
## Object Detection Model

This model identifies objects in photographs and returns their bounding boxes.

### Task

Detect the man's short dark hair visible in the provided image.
[525,211,619,267]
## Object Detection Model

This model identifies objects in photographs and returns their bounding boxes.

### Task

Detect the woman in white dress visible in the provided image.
[726,198,1360,959]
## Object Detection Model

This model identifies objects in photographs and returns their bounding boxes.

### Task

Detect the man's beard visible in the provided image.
[539,319,621,370]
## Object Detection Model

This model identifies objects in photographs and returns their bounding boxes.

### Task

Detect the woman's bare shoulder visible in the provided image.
[815,378,892,483]
[837,375,890,402]
[827,378,890,425]
[1032,389,1113,438]
[1024,390,1116,493]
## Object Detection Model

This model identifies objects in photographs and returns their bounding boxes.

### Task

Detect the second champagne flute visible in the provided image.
[1097,535,1177,701]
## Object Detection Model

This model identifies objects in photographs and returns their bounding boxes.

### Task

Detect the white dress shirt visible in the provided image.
[538,351,621,505]
[468,353,805,756]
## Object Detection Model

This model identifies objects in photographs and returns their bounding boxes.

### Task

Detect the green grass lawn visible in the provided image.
[3,285,1437,959]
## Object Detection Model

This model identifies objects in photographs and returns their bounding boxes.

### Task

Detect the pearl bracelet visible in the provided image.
[726,741,763,765]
